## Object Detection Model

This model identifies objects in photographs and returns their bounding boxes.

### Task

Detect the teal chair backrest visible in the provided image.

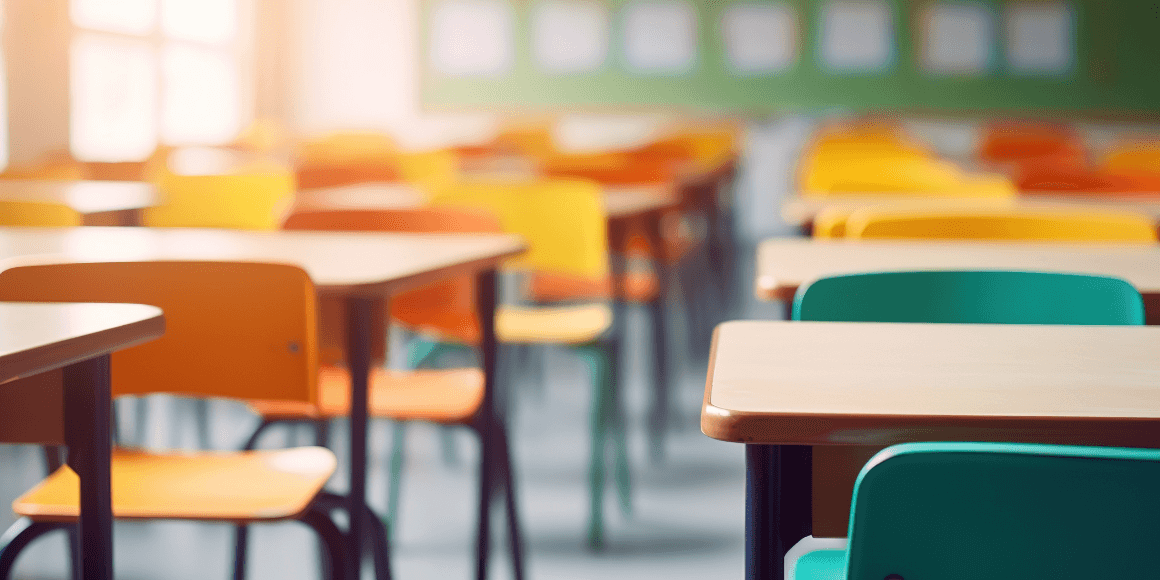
[793,270,1145,325]
[847,442,1160,579]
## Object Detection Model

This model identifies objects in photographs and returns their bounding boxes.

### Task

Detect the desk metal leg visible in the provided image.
[345,296,377,579]
[745,444,812,580]
[64,355,114,580]
[644,211,671,462]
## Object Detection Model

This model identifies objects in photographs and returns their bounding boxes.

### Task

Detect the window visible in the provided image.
[70,0,249,162]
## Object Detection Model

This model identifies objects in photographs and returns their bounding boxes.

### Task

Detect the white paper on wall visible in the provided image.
[820,0,894,72]
[430,0,514,77]
[1006,1,1074,75]
[533,0,609,74]
[922,2,993,74]
[622,0,698,74]
[722,2,797,75]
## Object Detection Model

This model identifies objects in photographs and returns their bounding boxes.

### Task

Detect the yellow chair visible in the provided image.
[846,208,1159,242]
[0,261,390,580]
[431,177,630,549]
[239,208,524,578]
[0,200,82,226]
[144,163,295,230]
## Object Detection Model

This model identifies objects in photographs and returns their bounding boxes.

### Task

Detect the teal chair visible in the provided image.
[787,270,1145,579]
[793,270,1145,325]
[790,442,1160,579]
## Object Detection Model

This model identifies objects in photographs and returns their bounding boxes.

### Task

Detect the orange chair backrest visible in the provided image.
[540,151,680,185]
[978,122,1086,165]
[283,208,501,348]
[0,261,318,402]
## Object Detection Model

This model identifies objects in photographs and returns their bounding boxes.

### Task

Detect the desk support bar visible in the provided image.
[64,354,114,580]
[345,296,376,579]
[745,444,812,580]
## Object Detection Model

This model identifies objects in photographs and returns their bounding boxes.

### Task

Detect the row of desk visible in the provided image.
[704,233,1160,578]
[0,227,525,580]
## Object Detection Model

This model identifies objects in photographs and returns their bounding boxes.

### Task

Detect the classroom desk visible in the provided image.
[0,302,165,580]
[755,238,1160,321]
[702,320,1160,580]
[290,181,684,454]
[0,227,525,580]
[0,180,158,226]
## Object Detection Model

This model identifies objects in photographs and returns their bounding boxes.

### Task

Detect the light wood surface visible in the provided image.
[702,320,1160,447]
[291,183,427,213]
[755,238,1160,301]
[0,180,157,215]
[291,182,678,220]
[0,227,526,297]
[782,193,1160,227]
[0,302,164,384]
[602,186,680,218]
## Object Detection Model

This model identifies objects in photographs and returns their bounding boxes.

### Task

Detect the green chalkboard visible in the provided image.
[419,0,1160,115]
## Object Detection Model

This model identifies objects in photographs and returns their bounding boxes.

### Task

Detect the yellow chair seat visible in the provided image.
[249,367,485,424]
[14,447,335,523]
[496,303,612,344]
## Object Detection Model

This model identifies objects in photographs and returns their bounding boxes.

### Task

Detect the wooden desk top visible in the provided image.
[0,180,158,215]
[0,227,526,297]
[782,193,1160,227]
[292,182,678,220]
[0,302,164,383]
[602,186,680,219]
[756,238,1160,301]
[702,320,1160,447]
[291,183,427,213]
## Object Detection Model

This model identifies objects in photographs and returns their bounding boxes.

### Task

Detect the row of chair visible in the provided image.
[787,126,1160,577]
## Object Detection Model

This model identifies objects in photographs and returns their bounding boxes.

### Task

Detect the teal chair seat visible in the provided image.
[790,443,1160,580]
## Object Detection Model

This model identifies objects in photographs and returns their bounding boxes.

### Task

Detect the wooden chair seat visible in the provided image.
[496,304,612,344]
[249,367,485,424]
[14,448,335,523]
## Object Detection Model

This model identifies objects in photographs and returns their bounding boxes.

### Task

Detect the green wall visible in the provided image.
[419,0,1160,115]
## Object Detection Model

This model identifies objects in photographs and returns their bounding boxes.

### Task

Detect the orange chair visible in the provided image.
[0,261,390,580]
[977,121,1086,167]
[239,208,525,576]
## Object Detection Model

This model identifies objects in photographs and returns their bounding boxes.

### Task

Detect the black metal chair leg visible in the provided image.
[298,506,349,580]
[360,502,393,580]
[242,419,279,451]
[475,422,495,580]
[231,525,250,580]
[0,518,71,580]
[315,419,331,448]
[496,424,526,580]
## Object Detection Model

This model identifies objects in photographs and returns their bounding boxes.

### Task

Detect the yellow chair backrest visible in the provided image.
[145,165,295,230]
[0,261,318,402]
[396,149,460,189]
[847,209,1158,242]
[802,154,1016,199]
[0,200,82,226]
[812,206,857,238]
[431,178,609,278]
